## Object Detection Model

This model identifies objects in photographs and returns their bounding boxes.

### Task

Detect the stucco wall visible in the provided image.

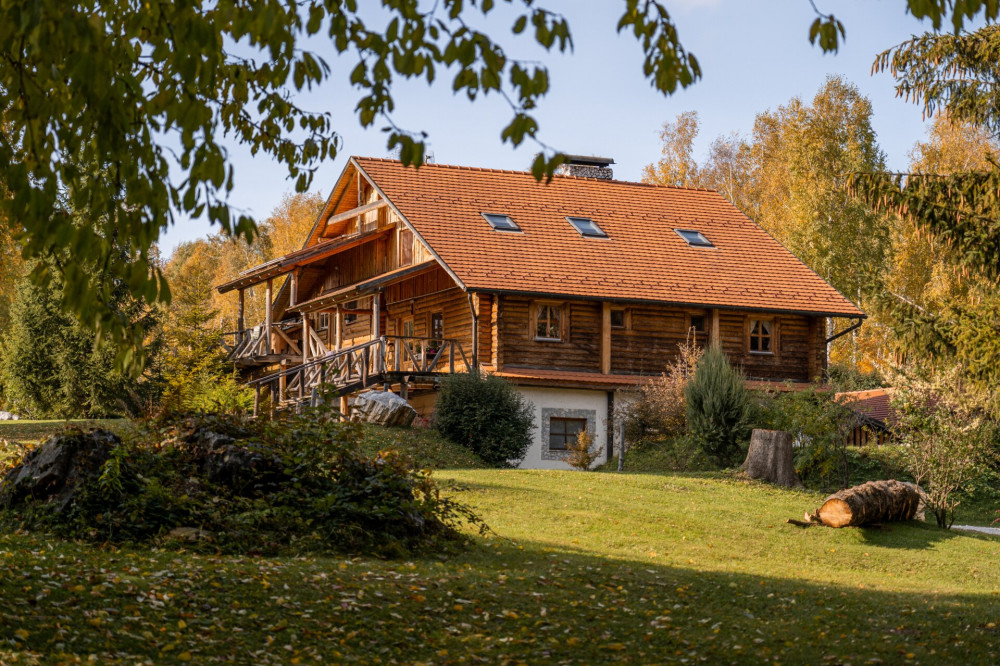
[516,387,609,470]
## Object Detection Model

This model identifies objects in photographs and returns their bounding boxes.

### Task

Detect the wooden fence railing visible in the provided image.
[247,336,470,415]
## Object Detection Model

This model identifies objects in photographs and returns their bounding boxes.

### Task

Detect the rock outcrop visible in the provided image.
[0,429,118,512]
[351,391,417,427]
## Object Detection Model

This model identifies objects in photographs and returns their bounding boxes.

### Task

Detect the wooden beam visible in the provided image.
[372,293,381,338]
[335,305,342,351]
[237,289,245,343]
[290,270,299,307]
[710,308,720,348]
[601,302,612,374]
[265,278,274,355]
[302,314,311,366]
[321,200,387,236]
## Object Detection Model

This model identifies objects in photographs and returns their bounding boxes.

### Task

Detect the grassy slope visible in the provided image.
[2,424,1000,663]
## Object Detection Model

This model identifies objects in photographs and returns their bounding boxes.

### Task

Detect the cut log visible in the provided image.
[741,429,801,488]
[816,479,926,528]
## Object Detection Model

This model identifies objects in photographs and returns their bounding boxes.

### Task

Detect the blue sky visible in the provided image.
[161,0,958,254]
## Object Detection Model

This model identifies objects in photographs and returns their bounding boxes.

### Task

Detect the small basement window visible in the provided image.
[481,212,520,232]
[689,315,705,333]
[567,216,607,238]
[749,318,773,353]
[675,228,713,247]
[549,417,587,451]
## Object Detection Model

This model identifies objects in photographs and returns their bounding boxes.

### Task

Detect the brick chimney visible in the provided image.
[554,155,615,180]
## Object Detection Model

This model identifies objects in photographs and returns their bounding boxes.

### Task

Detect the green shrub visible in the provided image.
[625,338,702,443]
[755,386,861,489]
[435,371,534,467]
[0,412,485,556]
[684,347,751,467]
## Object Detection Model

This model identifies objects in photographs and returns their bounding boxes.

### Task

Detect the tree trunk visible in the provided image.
[741,429,801,488]
[816,479,926,528]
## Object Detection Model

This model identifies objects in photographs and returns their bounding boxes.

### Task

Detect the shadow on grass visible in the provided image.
[856,520,1000,548]
[3,532,1000,663]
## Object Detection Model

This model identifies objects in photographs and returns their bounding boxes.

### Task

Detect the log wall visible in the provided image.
[497,295,825,382]
[383,267,490,364]
[498,296,602,372]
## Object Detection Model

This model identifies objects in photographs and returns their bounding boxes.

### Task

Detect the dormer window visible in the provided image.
[482,212,520,232]
[675,228,713,247]
[567,216,607,238]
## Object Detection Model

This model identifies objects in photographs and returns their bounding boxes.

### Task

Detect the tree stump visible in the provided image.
[816,479,926,527]
[741,429,801,488]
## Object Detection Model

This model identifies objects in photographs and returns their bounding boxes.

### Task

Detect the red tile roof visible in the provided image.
[835,389,896,427]
[354,157,864,318]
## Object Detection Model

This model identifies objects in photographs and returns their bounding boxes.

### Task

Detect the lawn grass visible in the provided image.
[0,419,127,445]
[2,466,1000,663]
[358,422,486,469]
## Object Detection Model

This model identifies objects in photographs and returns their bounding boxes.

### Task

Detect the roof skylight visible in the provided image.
[566,216,607,238]
[481,212,520,232]
[674,228,713,247]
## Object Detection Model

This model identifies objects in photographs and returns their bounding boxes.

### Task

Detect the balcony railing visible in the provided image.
[247,336,471,414]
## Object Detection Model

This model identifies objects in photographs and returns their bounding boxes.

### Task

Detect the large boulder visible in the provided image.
[0,411,20,421]
[352,391,417,427]
[178,421,286,495]
[0,429,118,512]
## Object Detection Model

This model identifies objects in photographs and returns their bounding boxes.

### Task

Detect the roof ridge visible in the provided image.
[350,155,721,193]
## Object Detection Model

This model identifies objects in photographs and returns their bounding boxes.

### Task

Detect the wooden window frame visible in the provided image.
[399,316,415,338]
[344,300,359,324]
[548,417,587,451]
[747,317,777,355]
[610,307,630,330]
[686,312,707,335]
[532,301,565,342]
[430,312,444,340]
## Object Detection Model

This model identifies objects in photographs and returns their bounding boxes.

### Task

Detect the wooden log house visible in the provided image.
[217,156,864,469]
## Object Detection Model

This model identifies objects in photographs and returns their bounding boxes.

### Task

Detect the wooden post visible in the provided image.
[372,293,381,339]
[617,420,626,471]
[265,278,274,354]
[237,289,245,344]
[468,292,479,371]
[290,270,299,307]
[279,359,287,404]
[601,302,612,374]
[335,305,342,351]
[340,395,349,421]
[253,385,260,418]
[710,308,720,348]
[302,314,311,366]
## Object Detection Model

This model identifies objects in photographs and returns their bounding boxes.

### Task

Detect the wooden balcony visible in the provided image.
[247,335,472,416]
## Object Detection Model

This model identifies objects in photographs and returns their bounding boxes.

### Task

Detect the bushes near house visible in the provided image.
[434,371,534,467]
[566,429,599,470]
[756,386,861,490]
[892,369,999,528]
[684,346,752,467]
[0,411,484,556]
[625,338,701,444]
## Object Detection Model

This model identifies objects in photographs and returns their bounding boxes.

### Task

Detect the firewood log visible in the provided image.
[816,479,926,528]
